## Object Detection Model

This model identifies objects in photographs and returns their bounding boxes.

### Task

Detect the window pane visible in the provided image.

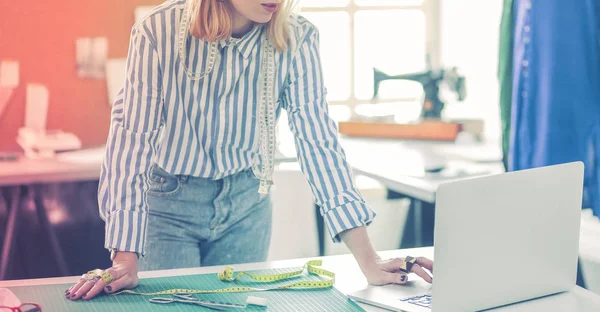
[354,0,424,6]
[299,0,350,8]
[301,12,351,102]
[354,9,426,100]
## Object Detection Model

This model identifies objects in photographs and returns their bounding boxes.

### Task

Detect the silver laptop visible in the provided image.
[347,162,584,311]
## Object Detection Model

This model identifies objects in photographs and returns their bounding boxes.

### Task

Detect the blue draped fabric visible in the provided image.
[509,0,600,217]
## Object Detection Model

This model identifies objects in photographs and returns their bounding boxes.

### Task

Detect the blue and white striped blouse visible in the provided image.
[98,0,376,256]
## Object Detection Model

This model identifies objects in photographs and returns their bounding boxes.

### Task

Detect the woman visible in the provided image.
[66,0,433,300]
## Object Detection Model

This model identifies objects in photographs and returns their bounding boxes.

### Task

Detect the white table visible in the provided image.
[0,248,598,311]
[319,138,504,250]
[336,137,597,290]
[340,138,504,203]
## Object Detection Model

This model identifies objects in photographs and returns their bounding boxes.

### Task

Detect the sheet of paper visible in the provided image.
[105,58,127,106]
[0,87,14,119]
[25,84,49,131]
[76,37,107,79]
[57,146,105,164]
[0,60,19,87]
[91,37,108,78]
[76,37,92,78]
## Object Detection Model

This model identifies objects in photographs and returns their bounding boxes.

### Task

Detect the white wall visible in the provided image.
[440,0,503,143]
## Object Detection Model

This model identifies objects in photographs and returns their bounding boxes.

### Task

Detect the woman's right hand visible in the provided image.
[65,251,140,301]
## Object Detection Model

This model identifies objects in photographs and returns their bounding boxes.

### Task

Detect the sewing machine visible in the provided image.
[339,63,482,141]
[372,66,466,120]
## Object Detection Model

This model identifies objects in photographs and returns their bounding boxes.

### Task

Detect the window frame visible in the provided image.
[299,0,442,108]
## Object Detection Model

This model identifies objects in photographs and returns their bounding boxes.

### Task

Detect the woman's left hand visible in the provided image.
[361,256,434,286]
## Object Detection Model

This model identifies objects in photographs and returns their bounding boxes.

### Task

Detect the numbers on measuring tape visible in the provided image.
[113,260,335,296]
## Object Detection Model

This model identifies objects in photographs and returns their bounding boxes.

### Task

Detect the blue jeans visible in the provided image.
[138,165,272,271]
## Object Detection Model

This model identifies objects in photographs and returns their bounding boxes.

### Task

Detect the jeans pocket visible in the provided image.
[147,165,181,197]
[244,170,267,200]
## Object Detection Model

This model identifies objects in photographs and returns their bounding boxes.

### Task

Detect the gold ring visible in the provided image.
[100,271,114,284]
[399,256,418,273]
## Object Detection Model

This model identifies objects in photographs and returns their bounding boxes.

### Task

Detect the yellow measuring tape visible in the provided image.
[113,260,334,296]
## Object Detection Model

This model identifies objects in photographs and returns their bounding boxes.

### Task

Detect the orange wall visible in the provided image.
[0,0,165,151]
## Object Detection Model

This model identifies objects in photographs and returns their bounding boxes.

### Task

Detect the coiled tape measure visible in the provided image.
[113,260,335,296]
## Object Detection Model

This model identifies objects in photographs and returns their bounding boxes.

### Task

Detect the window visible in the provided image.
[298,0,440,117]
[439,0,503,142]
[277,0,503,181]
[292,0,503,141]
[277,0,441,157]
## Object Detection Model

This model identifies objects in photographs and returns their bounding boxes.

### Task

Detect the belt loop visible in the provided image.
[179,175,189,183]
[223,174,231,193]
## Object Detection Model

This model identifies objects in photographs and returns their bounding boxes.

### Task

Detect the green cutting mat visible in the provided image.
[9,266,365,311]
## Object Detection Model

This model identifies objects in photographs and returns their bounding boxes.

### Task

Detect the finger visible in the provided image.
[99,266,126,294]
[65,280,86,298]
[103,267,134,294]
[71,266,125,300]
[70,280,97,300]
[83,279,107,300]
[385,272,409,285]
[416,257,434,273]
[104,276,133,294]
[411,263,433,283]
[105,266,128,282]
[385,258,411,274]
[104,273,138,294]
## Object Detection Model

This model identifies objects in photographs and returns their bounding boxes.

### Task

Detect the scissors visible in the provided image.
[150,293,246,310]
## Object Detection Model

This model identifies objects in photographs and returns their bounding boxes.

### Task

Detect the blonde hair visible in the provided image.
[187,0,295,51]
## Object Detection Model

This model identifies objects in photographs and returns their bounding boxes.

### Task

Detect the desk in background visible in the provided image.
[0,149,108,280]
[0,248,598,311]
[0,148,297,281]
[305,137,504,255]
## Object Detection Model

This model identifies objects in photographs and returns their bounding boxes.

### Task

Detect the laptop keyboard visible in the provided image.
[400,294,432,309]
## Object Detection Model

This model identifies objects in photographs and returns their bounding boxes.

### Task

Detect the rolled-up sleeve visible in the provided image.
[281,23,377,242]
[98,25,163,256]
